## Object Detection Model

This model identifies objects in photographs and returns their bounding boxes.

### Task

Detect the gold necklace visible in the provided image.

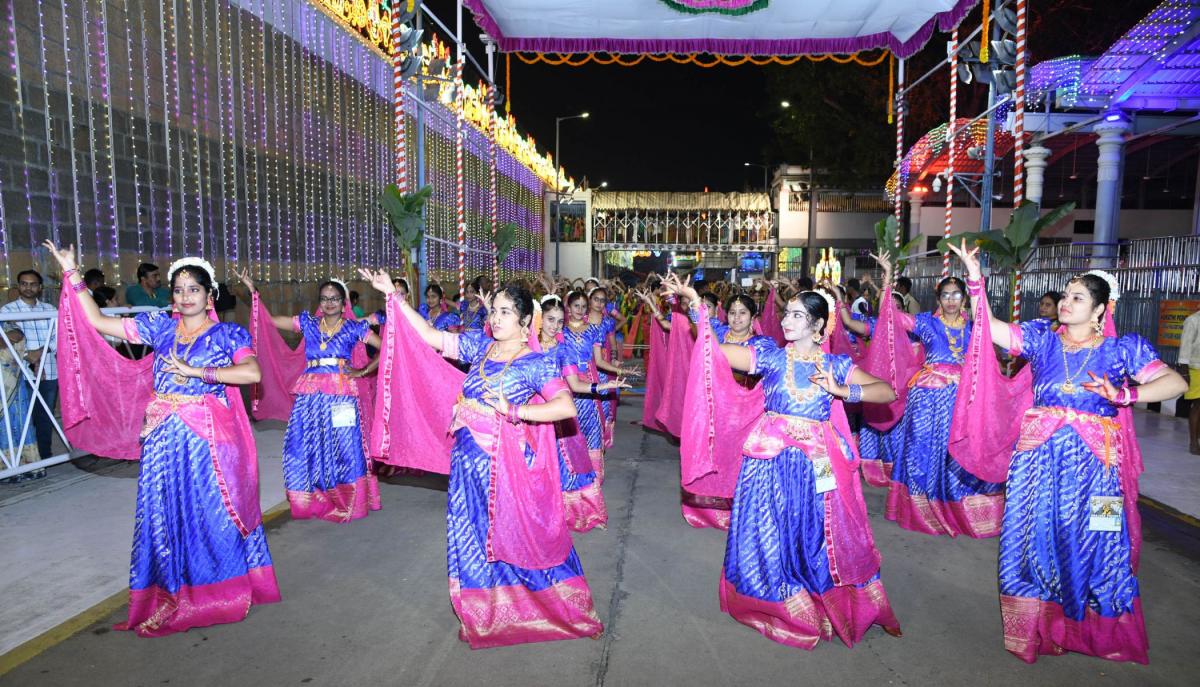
[725,330,751,344]
[782,344,825,405]
[478,342,526,396]
[318,316,344,351]
[1058,332,1100,394]
[172,321,211,384]
[939,313,966,361]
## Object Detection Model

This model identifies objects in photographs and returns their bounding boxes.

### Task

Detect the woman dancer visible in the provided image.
[643,279,771,529]
[586,285,623,447]
[538,295,629,531]
[49,243,279,636]
[842,255,1003,537]
[460,276,488,331]
[563,290,634,479]
[239,269,382,523]
[694,290,900,648]
[420,283,461,332]
[363,271,603,648]
[949,242,1185,664]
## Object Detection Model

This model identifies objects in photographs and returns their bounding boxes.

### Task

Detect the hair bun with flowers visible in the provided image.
[801,289,838,337]
[328,277,350,299]
[1082,269,1120,303]
[167,257,219,297]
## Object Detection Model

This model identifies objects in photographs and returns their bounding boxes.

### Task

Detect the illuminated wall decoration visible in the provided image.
[0,0,552,289]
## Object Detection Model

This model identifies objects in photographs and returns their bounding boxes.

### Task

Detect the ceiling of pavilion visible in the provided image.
[462,0,978,58]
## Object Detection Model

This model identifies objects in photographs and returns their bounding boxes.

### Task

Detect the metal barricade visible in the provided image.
[0,306,165,480]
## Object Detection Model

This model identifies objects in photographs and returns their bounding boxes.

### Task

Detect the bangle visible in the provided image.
[70,278,88,294]
[590,382,598,394]
[507,403,521,424]
[846,384,863,403]
[1117,386,1138,406]
[664,294,677,306]
[202,366,219,385]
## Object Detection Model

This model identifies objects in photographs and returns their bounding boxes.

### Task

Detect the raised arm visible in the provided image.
[633,289,672,331]
[43,241,131,342]
[236,267,294,330]
[718,342,755,372]
[358,268,444,351]
[947,240,1014,350]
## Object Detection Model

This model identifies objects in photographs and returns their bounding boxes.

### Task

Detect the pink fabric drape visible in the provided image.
[829,310,866,364]
[861,287,922,431]
[653,312,694,437]
[640,316,669,432]
[948,296,1032,484]
[759,287,786,346]
[680,306,763,499]
[57,287,155,460]
[452,398,572,569]
[370,294,463,472]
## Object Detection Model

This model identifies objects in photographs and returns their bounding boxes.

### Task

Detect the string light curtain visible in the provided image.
[0,0,549,289]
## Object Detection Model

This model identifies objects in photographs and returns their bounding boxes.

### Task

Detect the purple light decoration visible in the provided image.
[256,0,271,280]
[121,0,144,257]
[197,0,218,264]
[186,0,208,256]
[165,0,182,256]
[220,0,239,266]
[7,0,35,266]
[34,0,62,248]
[95,0,119,269]
[59,0,83,256]
[78,0,105,269]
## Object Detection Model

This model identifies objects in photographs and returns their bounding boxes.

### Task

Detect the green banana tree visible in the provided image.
[873,214,923,274]
[938,200,1076,320]
[495,222,519,269]
[381,184,432,290]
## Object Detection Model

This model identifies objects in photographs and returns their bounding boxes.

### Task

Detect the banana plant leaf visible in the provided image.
[873,215,924,272]
[495,222,519,266]
[937,201,1075,271]
[382,184,432,251]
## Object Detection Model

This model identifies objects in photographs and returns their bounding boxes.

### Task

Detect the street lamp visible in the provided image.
[554,112,590,276]
[600,181,608,188]
[780,100,790,108]
[744,162,769,194]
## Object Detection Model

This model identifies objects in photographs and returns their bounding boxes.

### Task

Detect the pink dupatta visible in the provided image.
[861,287,922,431]
[679,306,763,499]
[759,287,786,346]
[653,312,694,436]
[640,315,669,431]
[369,293,463,472]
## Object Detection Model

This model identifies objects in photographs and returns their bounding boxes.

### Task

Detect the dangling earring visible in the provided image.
[1093,317,1103,335]
[812,332,824,344]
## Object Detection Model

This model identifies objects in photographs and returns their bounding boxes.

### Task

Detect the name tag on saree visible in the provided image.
[1088,496,1123,532]
[812,457,837,494]
[331,403,357,428]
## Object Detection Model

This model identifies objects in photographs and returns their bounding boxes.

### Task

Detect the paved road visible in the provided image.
[5,399,1199,686]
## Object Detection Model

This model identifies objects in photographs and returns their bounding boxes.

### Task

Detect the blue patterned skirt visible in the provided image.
[447,428,602,648]
[282,391,380,522]
[885,383,1004,537]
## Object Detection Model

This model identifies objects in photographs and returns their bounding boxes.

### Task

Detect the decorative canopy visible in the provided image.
[1028,0,1200,112]
[592,191,770,211]
[463,0,978,58]
[885,117,1016,201]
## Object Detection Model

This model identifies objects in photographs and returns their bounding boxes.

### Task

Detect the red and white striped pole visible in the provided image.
[1011,0,1028,321]
[893,57,906,242]
[943,32,958,279]
[454,56,466,298]
[391,6,407,195]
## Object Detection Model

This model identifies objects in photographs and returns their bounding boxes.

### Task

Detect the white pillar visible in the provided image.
[1092,118,1130,267]
[908,187,928,237]
[1023,145,1052,207]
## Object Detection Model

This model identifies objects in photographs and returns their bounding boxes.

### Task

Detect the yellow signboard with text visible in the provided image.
[1157,300,1200,348]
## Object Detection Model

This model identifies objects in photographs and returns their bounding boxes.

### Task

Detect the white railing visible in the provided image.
[0,305,165,480]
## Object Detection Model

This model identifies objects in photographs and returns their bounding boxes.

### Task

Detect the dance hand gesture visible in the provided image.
[481,387,511,416]
[357,268,396,295]
[162,353,201,380]
[234,267,257,294]
[869,252,894,284]
[808,364,849,399]
[600,376,634,391]
[1082,371,1121,402]
[946,239,982,281]
[42,240,77,273]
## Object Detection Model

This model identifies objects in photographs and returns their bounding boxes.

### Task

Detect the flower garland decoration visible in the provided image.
[660,0,768,15]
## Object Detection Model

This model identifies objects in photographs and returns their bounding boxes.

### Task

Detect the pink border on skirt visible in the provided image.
[681,490,731,530]
[884,481,1003,538]
[1001,594,1148,664]
[448,576,603,649]
[589,449,606,482]
[719,572,899,650]
[859,459,893,488]
[564,481,608,532]
[287,474,382,523]
[117,565,281,637]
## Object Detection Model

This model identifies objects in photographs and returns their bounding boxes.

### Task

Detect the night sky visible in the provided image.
[420,0,1163,193]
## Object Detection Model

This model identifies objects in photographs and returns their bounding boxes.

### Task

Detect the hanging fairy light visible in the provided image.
[34,0,62,249]
[59,0,84,257]
[7,0,36,266]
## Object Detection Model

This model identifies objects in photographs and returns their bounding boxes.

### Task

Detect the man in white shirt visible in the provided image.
[1176,308,1200,455]
[1,270,58,467]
